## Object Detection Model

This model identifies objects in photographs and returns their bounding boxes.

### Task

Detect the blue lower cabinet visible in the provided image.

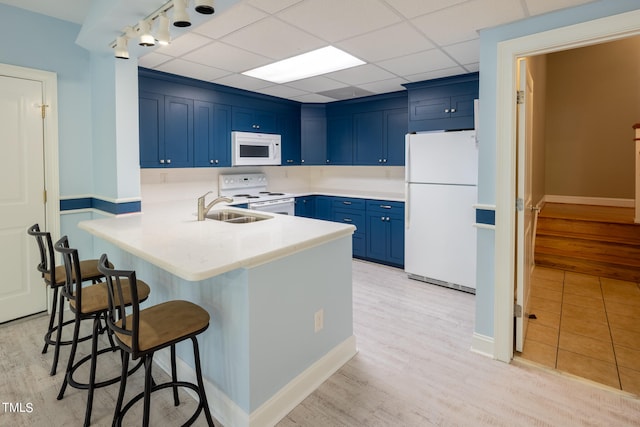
[314,196,333,221]
[294,196,315,218]
[333,208,366,258]
[365,200,404,267]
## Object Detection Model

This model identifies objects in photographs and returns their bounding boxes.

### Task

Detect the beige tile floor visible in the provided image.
[519,267,640,394]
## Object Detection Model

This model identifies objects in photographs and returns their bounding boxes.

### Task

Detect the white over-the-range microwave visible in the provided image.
[232,131,281,166]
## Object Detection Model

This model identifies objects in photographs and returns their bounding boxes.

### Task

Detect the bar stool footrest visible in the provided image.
[65,347,145,391]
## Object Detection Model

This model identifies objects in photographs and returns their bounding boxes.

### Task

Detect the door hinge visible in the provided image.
[514,303,522,318]
[516,90,524,105]
[43,190,47,204]
[41,104,49,119]
[516,198,524,211]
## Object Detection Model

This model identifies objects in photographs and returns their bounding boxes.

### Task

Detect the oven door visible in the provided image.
[248,198,295,215]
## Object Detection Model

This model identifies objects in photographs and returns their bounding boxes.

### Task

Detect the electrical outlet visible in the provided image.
[314,309,324,333]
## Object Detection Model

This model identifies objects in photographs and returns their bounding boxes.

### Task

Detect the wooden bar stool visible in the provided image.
[98,253,215,427]
[54,236,151,427]
[27,224,105,376]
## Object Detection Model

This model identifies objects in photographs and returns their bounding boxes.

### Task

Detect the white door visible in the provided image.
[0,75,47,323]
[515,59,535,352]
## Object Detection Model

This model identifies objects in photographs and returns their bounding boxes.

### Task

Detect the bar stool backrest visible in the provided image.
[98,253,141,356]
[53,236,84,312]
[27,223,57,286]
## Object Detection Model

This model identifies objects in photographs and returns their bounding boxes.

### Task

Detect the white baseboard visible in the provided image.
[470,332,495,358]
[544,195,634,208]
[154,335,357,427]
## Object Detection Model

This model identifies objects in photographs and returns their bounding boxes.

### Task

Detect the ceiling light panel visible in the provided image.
[243,46,365,84]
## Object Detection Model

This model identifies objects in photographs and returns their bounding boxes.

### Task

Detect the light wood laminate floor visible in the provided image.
[520,266,640,394]
[2,260,639,426]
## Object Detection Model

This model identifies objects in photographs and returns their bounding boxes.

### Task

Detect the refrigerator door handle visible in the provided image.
[405,182,410,229]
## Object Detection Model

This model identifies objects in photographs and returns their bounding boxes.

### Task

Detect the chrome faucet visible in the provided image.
[197,191,233,221]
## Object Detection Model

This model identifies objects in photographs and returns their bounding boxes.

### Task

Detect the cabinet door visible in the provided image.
[232,106,277,133]
[164,96,193,167]
[365,211,388,262]
[139,92,165,168]
[384,109,408,166]
[279,113,301,165]
[295,196,315,217]
[387,214,405,266]
[194,101,231,167]
[314,196,333,221]
[353,111,383,165]
[326,115,353,165]
[301,116,327,165]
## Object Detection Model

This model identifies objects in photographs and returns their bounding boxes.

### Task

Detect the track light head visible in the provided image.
[114,36,129,59]
[156,13,171,45]
[138,20,155,46]
[172,0,191,27]
[195,0,214,14]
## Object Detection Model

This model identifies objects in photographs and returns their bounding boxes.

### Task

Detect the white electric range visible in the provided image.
[218,173,295,215]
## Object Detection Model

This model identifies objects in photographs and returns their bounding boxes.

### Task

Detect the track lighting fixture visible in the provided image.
[112,0,217,58]
[195,0,215,15]
[172,0,191,27]
[114,36,129,59]
[156,13,171,45]
[138,20,155,46]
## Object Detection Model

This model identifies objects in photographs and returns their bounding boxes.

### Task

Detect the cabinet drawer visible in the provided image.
[366,200,404,214]
[331,197,366,210]
[332,209,365,233]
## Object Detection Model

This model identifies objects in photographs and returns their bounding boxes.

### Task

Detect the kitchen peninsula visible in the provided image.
[79,201,357,427]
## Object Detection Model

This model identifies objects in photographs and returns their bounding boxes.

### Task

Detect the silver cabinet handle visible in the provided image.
[301,159,305,163]
[380,216,385,221]
[380,205,391,209]
[451,108,456,113]
[386,216,390,221]
[379,159,383,163]
[343,218,353,222]
[445,108,450,113]
[343,201,352,205]
[166,159,171,164]
[159,159,165,164]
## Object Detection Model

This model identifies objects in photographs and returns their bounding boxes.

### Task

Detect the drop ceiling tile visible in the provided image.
[212,73,273,91]
[335,22,434,63]
[278,0,402,43]
[359,77,408,95]
[247,0,303,14]
[377,49,458,76]
[411,0,525,46]
[221,17,326,60]
[254,85,308,99]
[464,62,480,73]
[193,4,267,40]
[324,64,397,86]
[138,51,173,68]
[405,66,468,83]
[382,0,468,19]
[525,0,596,15]
[291,93,337,103]
[182,42,271,72]
[442,39,480,66]
[284,76,347,93]
[156,59,231,82]
[153,32,213,57]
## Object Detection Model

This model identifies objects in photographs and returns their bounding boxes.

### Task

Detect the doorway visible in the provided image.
[0,63,60,323]
[494,9,640,363]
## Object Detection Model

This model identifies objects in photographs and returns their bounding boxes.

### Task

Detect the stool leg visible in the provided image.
[112,350,129,427]
[83,317,101,427]
[143,354,154,427]
[170,344,179,406]
[50,287,66,376]
[42,286,58,354]
[192,337,215,426]
[57,315,81,400]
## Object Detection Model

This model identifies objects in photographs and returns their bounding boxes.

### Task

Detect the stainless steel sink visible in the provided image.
[205,209,271,223]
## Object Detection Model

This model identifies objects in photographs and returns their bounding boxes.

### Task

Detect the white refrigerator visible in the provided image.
[404,130,478,293]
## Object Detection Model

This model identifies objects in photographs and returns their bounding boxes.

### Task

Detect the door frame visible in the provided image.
[493,9,640,362]
[1,63,60,304]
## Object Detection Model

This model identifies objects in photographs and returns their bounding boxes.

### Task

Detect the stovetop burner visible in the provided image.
[233,193,260,199]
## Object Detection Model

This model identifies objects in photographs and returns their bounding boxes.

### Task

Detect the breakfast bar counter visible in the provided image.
[79,200,357,427]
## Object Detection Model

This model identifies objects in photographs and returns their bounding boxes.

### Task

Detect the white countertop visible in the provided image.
[79,200,355,282]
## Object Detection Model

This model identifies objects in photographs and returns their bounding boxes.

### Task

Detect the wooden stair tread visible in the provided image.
[535,254,640,283]
[535,238,640,267]
[535,229,640,246]
[538,203,636,224]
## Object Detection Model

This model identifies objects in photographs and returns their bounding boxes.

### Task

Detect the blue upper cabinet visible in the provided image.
[404,72,478,132]
[300,104,326,165]
[384,108,408,166]
[232,106,277,133]
[139,91,165,168]
[164,96,194,167]
[279,110,301,165]
[326,114,353,165]
[353,111,383,165]
[194,101,231,167]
